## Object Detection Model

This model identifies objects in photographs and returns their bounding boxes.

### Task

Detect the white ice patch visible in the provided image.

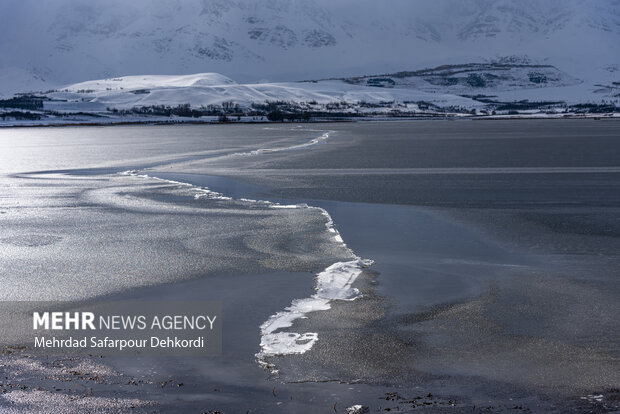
[256,198,374,365]
[581,394,605,403]
[346,405,369,414]
[270,204,301,209]
[256,258,374,364]
[319,208,348,244]
[230,131,330,157]
[120,170,232,200]
[193,188,232,200]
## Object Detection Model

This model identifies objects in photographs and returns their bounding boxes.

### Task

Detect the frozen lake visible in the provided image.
[0,119,619,413]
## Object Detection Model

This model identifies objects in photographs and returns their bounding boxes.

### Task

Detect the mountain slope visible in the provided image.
[341,62,580,94]
[0,0,618,95]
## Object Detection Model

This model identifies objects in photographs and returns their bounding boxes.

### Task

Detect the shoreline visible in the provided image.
[1,113,619,129]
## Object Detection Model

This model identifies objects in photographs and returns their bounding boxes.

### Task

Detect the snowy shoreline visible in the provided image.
[1,112,619,128]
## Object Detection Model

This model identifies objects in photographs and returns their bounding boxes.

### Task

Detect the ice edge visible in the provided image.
[119,131,375,372]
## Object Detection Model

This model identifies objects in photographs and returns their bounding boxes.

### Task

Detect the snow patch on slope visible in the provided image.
[66,73,236,92]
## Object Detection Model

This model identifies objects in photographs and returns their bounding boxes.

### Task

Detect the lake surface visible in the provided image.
[0,120,618,413]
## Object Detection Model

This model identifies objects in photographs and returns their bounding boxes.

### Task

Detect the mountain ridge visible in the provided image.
[1,0,618,96]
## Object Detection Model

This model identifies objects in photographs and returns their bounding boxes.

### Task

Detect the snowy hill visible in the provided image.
[45,72,482,112]
[0,0,618,95]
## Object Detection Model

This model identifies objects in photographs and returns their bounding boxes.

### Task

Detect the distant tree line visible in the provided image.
[0,95,44,110]
[109,102,245,118]
[0,111,41,120]
[98,98,619,123]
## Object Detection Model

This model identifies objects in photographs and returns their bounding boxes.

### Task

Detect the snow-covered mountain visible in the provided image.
[1,67,617,127]
[0,0,618,96]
